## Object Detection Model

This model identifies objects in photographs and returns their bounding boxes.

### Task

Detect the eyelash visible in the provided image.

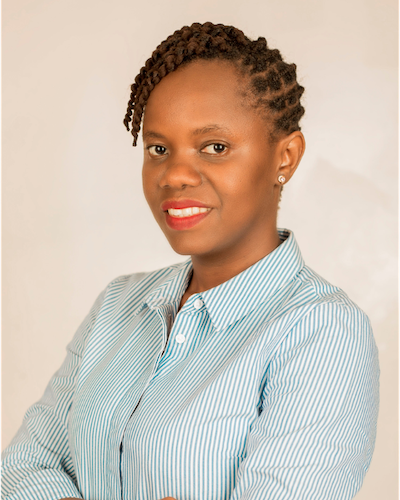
[147,145,167,156]
[202,143,227,155]
[147,143,227,157]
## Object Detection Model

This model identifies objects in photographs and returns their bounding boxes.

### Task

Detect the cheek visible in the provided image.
[142,166,156,205]
[141,177,161,223]
[218,161,273,200]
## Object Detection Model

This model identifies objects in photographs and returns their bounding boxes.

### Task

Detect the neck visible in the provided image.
[185,228,282,296]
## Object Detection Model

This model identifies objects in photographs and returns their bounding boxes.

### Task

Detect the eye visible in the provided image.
[147,145,168,156]
[201,143,227,155]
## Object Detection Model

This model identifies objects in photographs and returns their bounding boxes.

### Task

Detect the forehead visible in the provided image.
[142,60,268,134]
[148,59,244,101]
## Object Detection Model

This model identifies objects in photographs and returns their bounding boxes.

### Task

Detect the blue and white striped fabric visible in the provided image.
[2,229,379,500]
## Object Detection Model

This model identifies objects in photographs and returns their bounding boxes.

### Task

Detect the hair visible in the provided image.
[124,22,305,146]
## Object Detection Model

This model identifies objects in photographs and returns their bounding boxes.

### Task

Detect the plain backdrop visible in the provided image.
[2,0,398,498]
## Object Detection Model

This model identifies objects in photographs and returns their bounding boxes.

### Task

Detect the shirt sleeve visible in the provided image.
[229,302,380,500]
[1,287,107,500]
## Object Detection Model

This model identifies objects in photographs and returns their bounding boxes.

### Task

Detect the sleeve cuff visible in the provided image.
[2,469,83,500]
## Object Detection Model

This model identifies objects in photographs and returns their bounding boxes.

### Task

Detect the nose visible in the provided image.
[159,157,202,190]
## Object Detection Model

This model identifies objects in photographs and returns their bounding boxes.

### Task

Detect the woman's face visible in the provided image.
[142,60,289,261]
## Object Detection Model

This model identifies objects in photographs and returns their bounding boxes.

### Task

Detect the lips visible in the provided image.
[161,199,210,210]
[161,199,212,230]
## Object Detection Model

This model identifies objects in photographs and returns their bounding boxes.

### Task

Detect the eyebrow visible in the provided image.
[143,124,232,141]
[143,131,166,140]
[192,125,232,136]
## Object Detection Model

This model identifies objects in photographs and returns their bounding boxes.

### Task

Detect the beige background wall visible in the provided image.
[2,0,398,498]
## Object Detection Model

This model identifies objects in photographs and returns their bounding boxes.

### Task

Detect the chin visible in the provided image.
[163,233,213,257]
[167,241,207,257]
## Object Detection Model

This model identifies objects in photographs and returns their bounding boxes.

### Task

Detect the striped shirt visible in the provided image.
[2,229,379,500]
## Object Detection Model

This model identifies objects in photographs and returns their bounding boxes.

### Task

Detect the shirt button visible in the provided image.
[193,298,203,310]
[175,333,186,344]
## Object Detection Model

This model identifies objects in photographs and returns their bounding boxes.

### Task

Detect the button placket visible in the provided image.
[173,296,203,344]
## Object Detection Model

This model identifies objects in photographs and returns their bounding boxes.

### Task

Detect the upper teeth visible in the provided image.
[168,207,210,217]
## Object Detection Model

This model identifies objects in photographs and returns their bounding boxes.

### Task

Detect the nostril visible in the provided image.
[159,163,202,189]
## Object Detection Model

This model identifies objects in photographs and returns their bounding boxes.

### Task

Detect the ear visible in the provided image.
[274,131,305,186]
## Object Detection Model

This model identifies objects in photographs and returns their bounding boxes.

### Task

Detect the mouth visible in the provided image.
[161,200,212,230]
[167,206,211,218]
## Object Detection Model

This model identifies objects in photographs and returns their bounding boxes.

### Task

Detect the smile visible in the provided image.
[167,207,211,218]
[164,208,211,231]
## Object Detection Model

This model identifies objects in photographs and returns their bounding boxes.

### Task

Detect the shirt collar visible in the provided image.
[144,259,192,309]
[200,229,304,330]
[144,229,304,330]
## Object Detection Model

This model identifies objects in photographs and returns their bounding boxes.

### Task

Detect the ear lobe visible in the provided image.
[276,131,305,185]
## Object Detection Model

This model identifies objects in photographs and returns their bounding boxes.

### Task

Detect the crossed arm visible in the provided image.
[2,302,379,499]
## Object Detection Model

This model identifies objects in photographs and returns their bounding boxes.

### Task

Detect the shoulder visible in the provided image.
[67,261,188,355]
[269,263,377,360]
[296,264,359,307]
[274,265,378,372]
[267,267,379,400]
[290,264,371,326]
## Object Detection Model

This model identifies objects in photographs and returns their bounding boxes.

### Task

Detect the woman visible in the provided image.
[2,22,379,500]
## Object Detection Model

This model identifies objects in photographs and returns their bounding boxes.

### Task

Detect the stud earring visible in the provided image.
[278,175,286,184]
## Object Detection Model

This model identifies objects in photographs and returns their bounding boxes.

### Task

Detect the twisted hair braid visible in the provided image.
[124,22,305,146]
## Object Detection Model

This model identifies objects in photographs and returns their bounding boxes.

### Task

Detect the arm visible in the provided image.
[229,302,379,500]
[2,289,107,500]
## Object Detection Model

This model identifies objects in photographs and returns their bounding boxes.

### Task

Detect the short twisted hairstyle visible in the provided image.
[124,22,305,146]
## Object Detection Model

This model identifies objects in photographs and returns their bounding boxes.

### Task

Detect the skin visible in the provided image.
[60,60,305,500]
[142,59,305,312]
